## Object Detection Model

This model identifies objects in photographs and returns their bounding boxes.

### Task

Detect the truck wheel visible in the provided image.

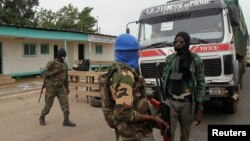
[239,75,243,89]
[223,99,238,113]
[234,61,240,87]
[241,58,246,74]
[239,62,243,89]
[90,96,102,107]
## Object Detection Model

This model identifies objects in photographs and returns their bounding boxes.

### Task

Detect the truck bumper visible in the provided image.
[205,85,239,101]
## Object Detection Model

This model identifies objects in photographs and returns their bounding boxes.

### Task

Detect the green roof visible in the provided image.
[0,24,88,41]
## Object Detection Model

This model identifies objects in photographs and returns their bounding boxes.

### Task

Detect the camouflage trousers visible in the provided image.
[40,86,69,118]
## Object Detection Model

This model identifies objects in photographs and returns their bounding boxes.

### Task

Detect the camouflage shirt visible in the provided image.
[44,59,69,89]
[110,62,149,124]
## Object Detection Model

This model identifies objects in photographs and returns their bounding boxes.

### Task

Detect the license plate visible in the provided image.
[209,88,221,96]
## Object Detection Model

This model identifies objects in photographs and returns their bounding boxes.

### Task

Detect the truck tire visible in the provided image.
[90,96,102,107]
[234,61,242,89]
[240,57,246,74]
[223,99,238,113]
[239,62,243,89]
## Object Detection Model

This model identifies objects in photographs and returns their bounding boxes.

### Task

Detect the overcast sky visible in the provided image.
[39,0,250,36]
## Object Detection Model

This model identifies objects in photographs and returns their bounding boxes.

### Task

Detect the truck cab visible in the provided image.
[137,0,248,113]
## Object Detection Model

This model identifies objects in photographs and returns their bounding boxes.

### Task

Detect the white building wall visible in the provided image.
[2,38,53,75]
[65,41,74,69]
[90,43,114,61]
[1,38,71,75]
[1,38,114,75]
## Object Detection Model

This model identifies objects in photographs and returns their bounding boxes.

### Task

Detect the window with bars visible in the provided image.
[95,45,103,54]
[23,43,36,56]
[41,43,49,54]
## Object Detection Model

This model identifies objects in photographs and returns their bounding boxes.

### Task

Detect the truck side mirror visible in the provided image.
[126,28,130,34]
[126,21,139,34]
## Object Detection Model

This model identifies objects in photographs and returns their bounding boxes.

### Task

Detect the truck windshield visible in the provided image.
[139,9,224,48]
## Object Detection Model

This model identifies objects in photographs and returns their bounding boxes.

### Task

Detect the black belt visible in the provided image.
[169,95,191,102]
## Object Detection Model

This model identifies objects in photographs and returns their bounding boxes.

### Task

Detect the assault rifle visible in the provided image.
[38,68,47,103]
[149,63,171,141]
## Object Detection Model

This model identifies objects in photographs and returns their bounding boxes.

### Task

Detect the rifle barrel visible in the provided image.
[38,68,46,103]
[155,63,172,141]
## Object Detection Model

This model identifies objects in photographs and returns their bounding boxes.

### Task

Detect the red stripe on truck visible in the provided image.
[190,43,232,53]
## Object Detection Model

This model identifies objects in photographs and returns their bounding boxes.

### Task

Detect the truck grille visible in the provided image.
[202,58,222,77]
[140,58,221,78]
[140,62,165,78]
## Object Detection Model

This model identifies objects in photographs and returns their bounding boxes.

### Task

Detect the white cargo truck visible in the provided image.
[132,0,248,113]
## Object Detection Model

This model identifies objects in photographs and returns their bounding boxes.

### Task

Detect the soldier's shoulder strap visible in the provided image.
[105,62,121,79]
[117,62,138,80]
[101,62,122,90]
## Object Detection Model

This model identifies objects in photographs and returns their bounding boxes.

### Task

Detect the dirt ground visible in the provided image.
[0,77,164,141]
[0,77,43,97]
[0,90,116,141]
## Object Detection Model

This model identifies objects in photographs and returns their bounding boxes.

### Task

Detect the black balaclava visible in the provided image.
[174,31,192,80]
[57,48,67,61]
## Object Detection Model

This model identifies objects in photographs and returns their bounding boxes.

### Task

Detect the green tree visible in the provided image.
[0,0,3,19]
[54,4,97,32]
[35,8,57,29]
[55,4,79,31]
[77,7,97,33]
[35,4,97,33]
[0,1,97,33]
[0,0,39,26]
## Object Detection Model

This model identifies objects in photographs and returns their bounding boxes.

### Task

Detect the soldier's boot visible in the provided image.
[39,115,46,126]
[63,118,76,127]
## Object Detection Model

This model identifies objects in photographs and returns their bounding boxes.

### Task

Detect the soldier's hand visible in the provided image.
[152,116,168,131]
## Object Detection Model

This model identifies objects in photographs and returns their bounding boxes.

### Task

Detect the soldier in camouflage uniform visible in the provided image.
[110,34,167,141]
[162,32,205,141]
[39,48,76,127]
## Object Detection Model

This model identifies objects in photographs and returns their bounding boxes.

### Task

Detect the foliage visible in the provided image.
[77,7,97,33]
[55,4,79,30]
[0,0,39,26]
[35,4,97,32]
[0,1,97,33]
[35,8,57,29]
